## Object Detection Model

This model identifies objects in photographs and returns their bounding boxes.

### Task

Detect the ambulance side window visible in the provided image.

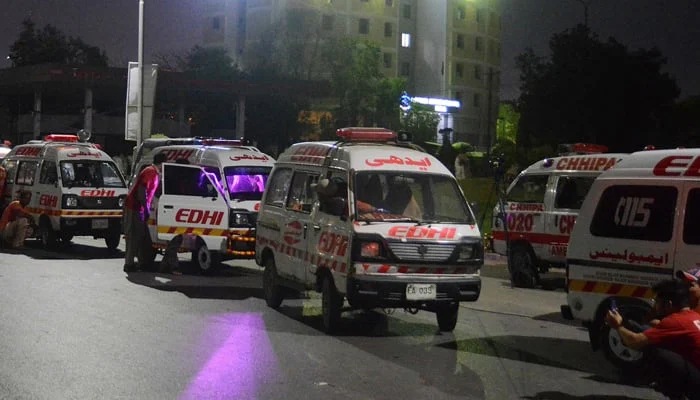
[554,176,595,210]
[286,171,317,213]
[3,160,17,184]
[265,168,293,208]
[507,175,548,203]
[16,161,38,186]
[683,189,700,245]
[40,161,58,185]
[590,185,677,242]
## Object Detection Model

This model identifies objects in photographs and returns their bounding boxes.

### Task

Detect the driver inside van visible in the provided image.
[382,178,422,220]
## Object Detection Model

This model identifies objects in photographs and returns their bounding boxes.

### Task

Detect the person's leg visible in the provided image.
[2,222,16,247]
[123,209,138,270]
[137,219,155,271]
[11,218,29,248]
[160,235,183,274]
[645,347,700,398]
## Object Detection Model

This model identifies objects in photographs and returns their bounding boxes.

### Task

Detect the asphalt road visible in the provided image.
[0,238,664,400]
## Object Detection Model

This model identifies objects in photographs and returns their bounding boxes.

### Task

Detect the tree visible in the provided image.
[8,18,108,67]
[401,104,440,145]
[516,25,678,153]
[496,102,519,144]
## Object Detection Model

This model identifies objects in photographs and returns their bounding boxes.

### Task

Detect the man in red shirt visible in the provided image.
[123,153,167,272]
[606,279,700,397]
[678,267,700,313]
[0,191,33,248]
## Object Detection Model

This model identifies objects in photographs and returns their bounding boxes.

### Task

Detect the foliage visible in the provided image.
[400,104,440,145]
[516,25,679,153]
[437,133,458,173]
[496,102,519,143]
[8,19,108,67]
[459,177,499,234]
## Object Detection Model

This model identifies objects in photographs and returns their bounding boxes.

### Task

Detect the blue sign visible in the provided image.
[399,92,412,112]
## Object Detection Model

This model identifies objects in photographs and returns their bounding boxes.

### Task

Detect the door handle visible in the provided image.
[303,223,308,239]
[313,225,321,231]
[164,205,173,209]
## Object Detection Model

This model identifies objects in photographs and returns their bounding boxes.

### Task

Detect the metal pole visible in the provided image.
[485,68,494,155]
[137,0,144,145]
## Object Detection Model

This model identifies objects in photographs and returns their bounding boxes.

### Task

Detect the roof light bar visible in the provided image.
[44,134,79,143]
[558,143,608,155]
[337,127,397,142]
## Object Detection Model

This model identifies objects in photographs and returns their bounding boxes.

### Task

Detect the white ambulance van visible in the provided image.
[491,144,626,288]
[142,144,275,273]
[562,148,700,367]
[1,134,126,249]
[256,128,482,333]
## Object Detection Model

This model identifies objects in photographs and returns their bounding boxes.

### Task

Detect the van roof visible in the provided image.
[521,153,628,175]
[277,141,451,175]
[6,142,108,160]
[597,148,700,180]
[150,144,274,166]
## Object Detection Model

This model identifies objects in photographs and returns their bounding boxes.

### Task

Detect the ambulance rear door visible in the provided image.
[674,182,700,274]
[157,163,229,250]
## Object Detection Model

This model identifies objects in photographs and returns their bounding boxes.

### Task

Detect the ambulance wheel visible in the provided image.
[436,304,459,332]
[262,257,284,309]
[39,219,58,249]
[59,233,73,243]
[105,229,121,250]
[599,306,646,368]
[509,244,539,289]
[192,240,220,275]
[321,276,343,334]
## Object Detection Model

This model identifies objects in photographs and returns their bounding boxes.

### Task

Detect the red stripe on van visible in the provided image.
[492,230,569,245]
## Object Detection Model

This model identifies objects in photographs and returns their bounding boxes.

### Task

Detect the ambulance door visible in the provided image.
[15,160,40,214]
[307,172,350,292]
[280,170,319,284]
[674,182,700,273]
[1,159,18,208]
[545,175,597,264]
[36,160,60,226]
[157,163,229,250]
[503,174,549,258]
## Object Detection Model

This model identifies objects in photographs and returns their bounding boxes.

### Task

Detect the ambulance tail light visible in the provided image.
[63,194,79,208]
[45,134,79,143]
[337,127,397,142]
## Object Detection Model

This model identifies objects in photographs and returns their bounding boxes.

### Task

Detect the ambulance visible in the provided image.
[141,144,275,273]
[562,148,700,367]
[491,144,626,288]
[256,128,482,333]
[1,134,126,249]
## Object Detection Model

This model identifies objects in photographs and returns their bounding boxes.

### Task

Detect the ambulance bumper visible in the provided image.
[347,275,481,308]
[61,216,122,235]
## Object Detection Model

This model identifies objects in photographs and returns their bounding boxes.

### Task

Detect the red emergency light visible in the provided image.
[559,143,608,155]
[200,139,243,146]
[44,134,79,143]
[643,145,656,151]
[337,127,397,142]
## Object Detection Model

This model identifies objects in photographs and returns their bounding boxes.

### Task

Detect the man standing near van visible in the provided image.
[123,153,167,272]
[0,191,33,248]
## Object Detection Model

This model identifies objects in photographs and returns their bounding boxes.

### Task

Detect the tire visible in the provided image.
[59,233,74,243]
[436,304,459,332]
[105,229,121,250]
[191,240,221,275]
[262,257,284,309]
[321,276,343,334]
[599,307,646,368]
[40,219,58,249]
[508,244,539,289]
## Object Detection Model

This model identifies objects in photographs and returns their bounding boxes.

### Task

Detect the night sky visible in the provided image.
[1,0,698,100]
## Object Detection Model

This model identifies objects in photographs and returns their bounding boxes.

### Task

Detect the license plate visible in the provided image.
[91,219,108,229]
[406,284,436,301]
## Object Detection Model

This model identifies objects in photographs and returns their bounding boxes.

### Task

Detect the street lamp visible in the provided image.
[137,0,144,145]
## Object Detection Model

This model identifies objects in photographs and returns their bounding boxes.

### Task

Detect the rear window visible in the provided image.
[554,176,596,210]
[683,188,700,245]
[590,185,677,242]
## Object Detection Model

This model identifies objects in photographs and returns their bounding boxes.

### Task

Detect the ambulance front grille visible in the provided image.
[387,243,455,262]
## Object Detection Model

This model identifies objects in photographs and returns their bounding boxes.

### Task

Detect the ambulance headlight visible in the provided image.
[63,195,79,208]
[457,243,481,262]
[233,213,249,226]
[118,195,125,208]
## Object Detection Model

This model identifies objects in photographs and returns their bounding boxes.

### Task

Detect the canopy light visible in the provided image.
[434,105,448,112]
[337,127,397,142]
[44,134,79,143]
[412,96,461,108]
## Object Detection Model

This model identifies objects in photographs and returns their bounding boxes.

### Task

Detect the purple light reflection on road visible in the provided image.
[180,313,278,400]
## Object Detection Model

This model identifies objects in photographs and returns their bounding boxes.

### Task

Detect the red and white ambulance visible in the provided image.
[256,128,482,333]
[141,144,275,273]
[491,144,626,287]
[563,148,700,367]
[1,134,126,249]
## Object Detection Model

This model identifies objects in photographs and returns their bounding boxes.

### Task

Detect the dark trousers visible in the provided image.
[123,208,153,267]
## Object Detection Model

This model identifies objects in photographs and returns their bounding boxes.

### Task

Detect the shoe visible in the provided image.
[123,263,137,272]
[171,269,183,276]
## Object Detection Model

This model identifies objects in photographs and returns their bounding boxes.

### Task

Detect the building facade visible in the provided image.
[201,0,502,149]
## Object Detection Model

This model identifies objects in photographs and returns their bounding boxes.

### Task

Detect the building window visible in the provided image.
[455,91,463,105]
[473,93,481,107]
[456,7,465,20]
[212,17,221,30]
[475,36,483,51]
[476,9,484,23]
[361,0,369,2]
[456,34,464,49]
[384,22,392,37]
[385,0,393,6]
[456,63,464,79]
[403,4,411,19]
[401,62,410,76]
[359,18,369,34]
[401,33,411,47]
[383,53,392,68]
[322,15,334,31]
[474,65,483,80]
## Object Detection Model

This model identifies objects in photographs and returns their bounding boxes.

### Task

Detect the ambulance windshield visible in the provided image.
[354,172,473,224]
[223,166,271,201]
[60,161,125,188]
